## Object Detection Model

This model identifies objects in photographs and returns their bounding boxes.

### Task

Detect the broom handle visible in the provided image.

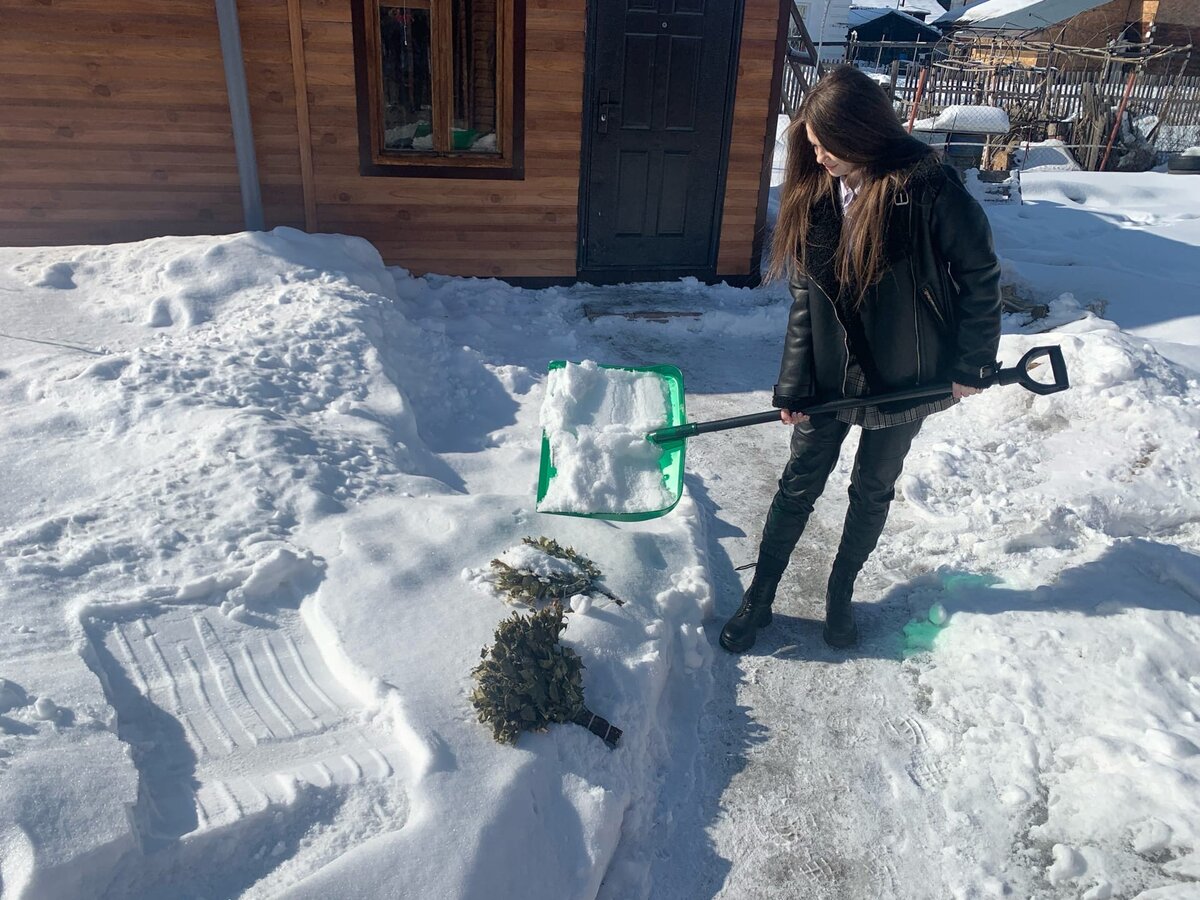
[573,708,622,748]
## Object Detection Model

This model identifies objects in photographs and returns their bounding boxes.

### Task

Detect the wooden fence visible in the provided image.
[781,45,1200,162]
[894,61,1200,159]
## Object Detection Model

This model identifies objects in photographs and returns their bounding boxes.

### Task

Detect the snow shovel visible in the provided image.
[535,361,689,523]
[536,345,1068,522]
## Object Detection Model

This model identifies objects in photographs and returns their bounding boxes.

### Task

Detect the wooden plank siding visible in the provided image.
[278,0,775,279]
[0,0,245,246]
[240,0,308,230]
[286,0,584,279]
[716,0,782,279]
[0,0,779,282]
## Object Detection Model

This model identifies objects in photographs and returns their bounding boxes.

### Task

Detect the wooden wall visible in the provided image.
[0,0,246,247]
[717,0,783,278]
[240,0,308,231]
[1019,0,1199,73]
[1023,0,1200,46]
[1155,0,1198,22]
[0,0,779,281]
[1154,0,1200,74]
[285,0,582,279]
[277,0,776,280]
[1021,1,1132,68]
[1051,0,1133,44]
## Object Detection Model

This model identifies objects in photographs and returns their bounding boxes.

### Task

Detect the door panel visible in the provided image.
[580,0,739,276]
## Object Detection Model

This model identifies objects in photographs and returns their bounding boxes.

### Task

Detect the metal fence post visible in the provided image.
[1100,68,1139,171]
[907,66,929,133]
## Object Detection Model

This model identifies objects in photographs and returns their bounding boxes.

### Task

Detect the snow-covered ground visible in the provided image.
[2,167,1199,899]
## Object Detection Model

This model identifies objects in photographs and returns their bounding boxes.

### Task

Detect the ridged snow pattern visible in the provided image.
[87,603,403,847]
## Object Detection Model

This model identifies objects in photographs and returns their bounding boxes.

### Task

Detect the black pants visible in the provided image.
[757,414,923,576]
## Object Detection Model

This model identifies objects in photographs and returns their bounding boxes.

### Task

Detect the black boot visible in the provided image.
[823,564,859,648]
[720,555,786,653]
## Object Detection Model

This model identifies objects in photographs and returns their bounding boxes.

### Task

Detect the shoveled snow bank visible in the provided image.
[5,166,1200,900]
[882,312,1200,896]
[988,171,1200,372]
[278,499,713,900]
[0,229,714,898]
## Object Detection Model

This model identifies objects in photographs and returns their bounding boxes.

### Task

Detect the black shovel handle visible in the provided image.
[997,344,1070,395]
[647,344,1069,444]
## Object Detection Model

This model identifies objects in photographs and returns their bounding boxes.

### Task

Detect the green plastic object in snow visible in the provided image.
[535,360,687,521]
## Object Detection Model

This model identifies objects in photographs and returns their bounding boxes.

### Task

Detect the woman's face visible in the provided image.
[805,123,856,179]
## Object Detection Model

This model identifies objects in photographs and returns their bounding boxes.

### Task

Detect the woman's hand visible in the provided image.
[781,410,810,425]
[952,382,982,399]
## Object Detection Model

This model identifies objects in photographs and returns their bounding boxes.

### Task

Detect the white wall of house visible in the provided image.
[798,0,854,57]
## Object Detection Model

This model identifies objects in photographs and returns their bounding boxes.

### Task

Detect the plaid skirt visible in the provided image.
[834,360,957,430]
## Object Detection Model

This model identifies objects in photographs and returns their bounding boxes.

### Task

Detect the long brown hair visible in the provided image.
[767,65,935,300]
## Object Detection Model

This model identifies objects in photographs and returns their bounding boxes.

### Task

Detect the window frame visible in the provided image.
[350,0,525,179]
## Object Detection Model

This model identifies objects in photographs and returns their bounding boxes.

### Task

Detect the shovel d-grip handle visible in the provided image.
[993,344,1070,395]
[646,345,1069,445]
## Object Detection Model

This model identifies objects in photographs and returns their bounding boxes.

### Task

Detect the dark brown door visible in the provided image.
[579,0,741,281]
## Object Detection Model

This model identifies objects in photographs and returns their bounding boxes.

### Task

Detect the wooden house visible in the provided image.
[795,0,854,56]
[850,0,948,24]
[0,0,795,286]
[1149,0,1200,66]
[939,0,1199,73]
[846,7,942,62]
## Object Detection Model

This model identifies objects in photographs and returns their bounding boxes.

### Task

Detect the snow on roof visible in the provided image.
[848,6,942,31]
[934,0,1107,29]
[851,0,949,18]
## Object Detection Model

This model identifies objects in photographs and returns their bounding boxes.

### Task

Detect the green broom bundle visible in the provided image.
[471,601,621,748]
[488,536,623,608]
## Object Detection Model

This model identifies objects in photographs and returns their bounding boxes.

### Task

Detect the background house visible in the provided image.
[796,0,854,57]
[846,7,943,63]
[0,0,793,285]
[937,0,1199,72]
[850,0,949,23]
[937,0,1109,30]
[1137,1,1198,68]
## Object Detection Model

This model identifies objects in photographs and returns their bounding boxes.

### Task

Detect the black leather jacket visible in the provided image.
[773,163,1002,411]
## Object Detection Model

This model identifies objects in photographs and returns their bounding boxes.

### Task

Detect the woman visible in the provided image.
[720,65,1001,653]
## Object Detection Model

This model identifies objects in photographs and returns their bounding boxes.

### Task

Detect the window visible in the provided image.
[351,0,524,178]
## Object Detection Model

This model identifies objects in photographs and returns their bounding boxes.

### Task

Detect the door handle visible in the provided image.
[597,89,621,134]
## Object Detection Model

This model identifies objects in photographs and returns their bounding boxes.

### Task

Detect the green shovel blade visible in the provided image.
[536,361,687,521]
